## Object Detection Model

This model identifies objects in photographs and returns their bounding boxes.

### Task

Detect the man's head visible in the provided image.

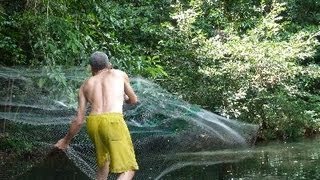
[89,51,111,73]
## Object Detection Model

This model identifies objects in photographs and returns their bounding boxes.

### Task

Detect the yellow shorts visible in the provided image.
[86,112,139,173]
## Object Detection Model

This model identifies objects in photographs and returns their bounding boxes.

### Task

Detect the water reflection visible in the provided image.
[15,138,320,180]
[160,138,320,179]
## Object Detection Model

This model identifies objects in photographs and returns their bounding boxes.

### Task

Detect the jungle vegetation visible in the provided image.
[1,0,319,140]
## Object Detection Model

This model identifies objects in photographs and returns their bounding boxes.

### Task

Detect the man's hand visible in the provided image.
[54,138,69,150]
[124,94,129,101]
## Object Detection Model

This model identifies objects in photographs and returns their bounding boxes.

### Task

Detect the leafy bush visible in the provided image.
[0,0,319,140]
[158,1,320,140]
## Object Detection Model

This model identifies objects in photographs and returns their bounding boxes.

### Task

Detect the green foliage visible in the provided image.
[0,136,34,154]
[0,0,319,140]
[0,14,26,65]
[0,0,168,78]
[158,1,320,140]
[285,0,320,25]
[0,0,169,107]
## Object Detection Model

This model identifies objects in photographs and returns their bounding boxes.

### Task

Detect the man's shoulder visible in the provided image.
[81,77,92,88]
[112,69,127,76]
[113,68,125,73]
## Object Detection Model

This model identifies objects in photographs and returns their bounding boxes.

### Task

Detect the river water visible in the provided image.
[161,138,320,180]
[17,137,320,180]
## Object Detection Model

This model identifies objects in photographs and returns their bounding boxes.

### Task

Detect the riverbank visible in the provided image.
[0,133,89,180]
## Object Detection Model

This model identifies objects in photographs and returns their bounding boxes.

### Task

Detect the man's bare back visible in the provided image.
[82,69,137,114]
[54,51,138,180]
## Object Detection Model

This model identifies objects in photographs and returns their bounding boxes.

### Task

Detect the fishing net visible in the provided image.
[0,66,259,179]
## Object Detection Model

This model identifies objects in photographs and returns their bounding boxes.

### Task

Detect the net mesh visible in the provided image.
[0,66,259,179]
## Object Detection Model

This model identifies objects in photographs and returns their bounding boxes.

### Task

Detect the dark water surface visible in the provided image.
[16,137,320,180]
[161,138,320,180]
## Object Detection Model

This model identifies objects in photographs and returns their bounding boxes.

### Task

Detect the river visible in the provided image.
[16,137,320,180]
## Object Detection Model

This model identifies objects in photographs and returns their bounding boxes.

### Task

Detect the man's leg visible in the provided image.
[97,161,110,180]
[117,170,135,180]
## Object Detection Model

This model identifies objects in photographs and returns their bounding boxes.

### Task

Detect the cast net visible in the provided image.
[0,66,259,179]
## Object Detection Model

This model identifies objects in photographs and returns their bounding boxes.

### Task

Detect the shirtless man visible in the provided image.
[54,51,139,180]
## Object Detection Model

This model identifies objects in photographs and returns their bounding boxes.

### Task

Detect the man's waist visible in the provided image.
[88,112,123,117]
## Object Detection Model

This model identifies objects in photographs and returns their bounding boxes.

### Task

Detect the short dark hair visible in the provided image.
[89,51,109,71]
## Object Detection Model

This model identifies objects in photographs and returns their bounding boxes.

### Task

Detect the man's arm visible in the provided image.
[124,73,138,104]
[54,84,87,150]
